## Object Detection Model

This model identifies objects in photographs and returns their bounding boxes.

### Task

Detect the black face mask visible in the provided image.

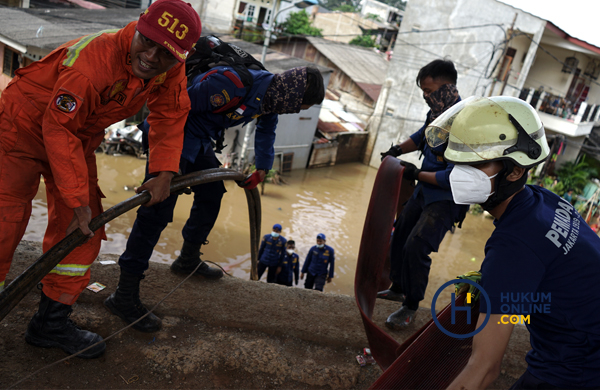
[481,161,529,211]
[423,83,460,121]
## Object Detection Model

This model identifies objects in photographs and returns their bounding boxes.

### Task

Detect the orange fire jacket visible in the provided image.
[1,21,189,209]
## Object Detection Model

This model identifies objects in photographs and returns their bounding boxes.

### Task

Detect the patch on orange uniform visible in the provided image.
[51,88,83,119]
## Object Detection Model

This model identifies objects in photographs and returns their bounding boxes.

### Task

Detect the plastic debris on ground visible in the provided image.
[86,282,106,293]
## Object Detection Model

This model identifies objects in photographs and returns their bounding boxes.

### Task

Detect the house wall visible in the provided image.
[312,12,378,43]
[0,43,10,92]
[367,0,546,168]
[523,45,599,103]
[232,0,278,30]
[189,0,237,33]
[0,43,23,92]
[360,0,401,25]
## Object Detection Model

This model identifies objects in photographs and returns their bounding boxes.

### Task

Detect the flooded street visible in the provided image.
[25,153,495,308]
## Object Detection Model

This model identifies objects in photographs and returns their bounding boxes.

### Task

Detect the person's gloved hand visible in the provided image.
[237,170,266,190]
[454,271,482,306]
[400,161,421,181]
[380,144,403,161]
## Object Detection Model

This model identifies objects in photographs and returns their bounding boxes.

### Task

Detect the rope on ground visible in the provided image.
[6,260,203,390]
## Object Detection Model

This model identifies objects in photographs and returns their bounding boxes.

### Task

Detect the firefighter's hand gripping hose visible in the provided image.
[2,168,262,389]
[0,168,262,324]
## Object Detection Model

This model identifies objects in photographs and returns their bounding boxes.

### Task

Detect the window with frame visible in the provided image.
[246,4,255,22]
[2,47,19,78]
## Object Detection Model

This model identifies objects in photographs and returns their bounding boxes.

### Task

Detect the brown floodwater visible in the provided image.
[25,153,496,309]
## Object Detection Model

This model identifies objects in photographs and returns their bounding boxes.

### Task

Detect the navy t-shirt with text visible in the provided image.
[479,185,600,388]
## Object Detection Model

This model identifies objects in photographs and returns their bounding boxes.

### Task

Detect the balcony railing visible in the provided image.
[518,88,599,124]
[518,88,598,137]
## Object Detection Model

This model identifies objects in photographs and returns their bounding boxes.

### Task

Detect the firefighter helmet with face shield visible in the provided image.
[425,96,550,167]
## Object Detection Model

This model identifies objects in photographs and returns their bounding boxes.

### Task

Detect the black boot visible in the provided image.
[104,269,162,333]
[25,291,106,359]
[171,240,223,279]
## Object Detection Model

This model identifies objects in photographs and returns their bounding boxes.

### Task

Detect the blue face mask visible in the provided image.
[317,244,324,249]
[271,232,280,238]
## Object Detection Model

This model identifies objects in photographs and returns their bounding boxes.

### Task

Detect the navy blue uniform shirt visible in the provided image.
[258,234,287,267]
[301,245,335,278]
[479,185,600,388]
[141,67,277,171]
[279,252,299,285]
[409,109,459,205]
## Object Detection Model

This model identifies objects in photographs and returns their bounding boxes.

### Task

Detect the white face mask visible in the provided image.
[449,165,497,205]
[271,232,280,238]
[286,249,294,255]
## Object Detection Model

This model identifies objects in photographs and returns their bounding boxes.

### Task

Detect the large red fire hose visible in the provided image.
[355,157,478,389]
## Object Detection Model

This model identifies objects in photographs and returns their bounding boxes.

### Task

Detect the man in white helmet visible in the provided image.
[430,97,600,389]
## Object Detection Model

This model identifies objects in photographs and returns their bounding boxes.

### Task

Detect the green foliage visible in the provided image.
[376,0,407,10]
[555,156,598,194]
[280,10,323,37]
[320,0,359,11]
[349,34,377,48]
[365,13,382,22]
[469,204,483,216]
[238,26,262,43]
[333,4,358,12]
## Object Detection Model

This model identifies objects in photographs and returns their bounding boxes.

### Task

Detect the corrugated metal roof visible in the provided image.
[356,82,382,102]
[0,7,332,74]
[225,37,333,75]
[305,36,388,85]
[0,8,142,51]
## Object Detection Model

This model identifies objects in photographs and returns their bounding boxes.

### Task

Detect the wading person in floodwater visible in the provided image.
[0,0,201,358]
[301,233,334,292]
[434,97,600,390]
[377,59,469,327]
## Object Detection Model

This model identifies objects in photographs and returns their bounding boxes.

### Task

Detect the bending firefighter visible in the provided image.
[431,97,600,389]
[105,63,325,332]
[0,0,201,358]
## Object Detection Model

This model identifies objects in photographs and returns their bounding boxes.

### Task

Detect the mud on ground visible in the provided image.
[0,241,530,389]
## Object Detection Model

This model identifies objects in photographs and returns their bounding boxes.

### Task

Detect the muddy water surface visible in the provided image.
[25,153,496,309]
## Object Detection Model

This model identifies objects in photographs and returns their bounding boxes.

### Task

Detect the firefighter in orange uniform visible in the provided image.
[0,0,201,358]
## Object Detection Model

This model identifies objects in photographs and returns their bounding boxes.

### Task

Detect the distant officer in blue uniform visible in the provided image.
[257,223,287,283]
[435,97,600,390]
[105,66,325,332]
[276,240,299,287]
[301,233,335,292]
[377,59,469,328]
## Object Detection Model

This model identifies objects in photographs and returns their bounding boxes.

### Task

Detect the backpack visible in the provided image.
[185,35,267,115]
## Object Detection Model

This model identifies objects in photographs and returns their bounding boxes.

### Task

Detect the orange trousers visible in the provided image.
[0,127,105,305]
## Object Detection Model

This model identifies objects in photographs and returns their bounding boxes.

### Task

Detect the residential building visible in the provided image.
[359,0,403,28]
[270,36,389,117]
[366,0,600,171]
[0,8,143,91]
[194,0,240,33]
[311,11,378,44]
[0,7,332,171]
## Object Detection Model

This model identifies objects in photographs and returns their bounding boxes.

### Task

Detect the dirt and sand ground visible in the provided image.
[0,241,530,389]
